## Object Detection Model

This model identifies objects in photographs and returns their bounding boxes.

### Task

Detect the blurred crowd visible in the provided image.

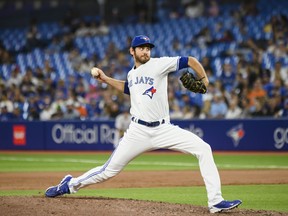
[0,0,288,121]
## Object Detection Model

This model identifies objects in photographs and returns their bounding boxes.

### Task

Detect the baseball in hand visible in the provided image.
[91,68,100,78]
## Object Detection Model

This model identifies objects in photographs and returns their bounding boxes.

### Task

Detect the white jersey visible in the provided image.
[67,55,225,209]
[127,57,180,121]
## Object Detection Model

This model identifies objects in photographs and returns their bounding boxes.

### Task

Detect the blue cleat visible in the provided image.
[45,175,72,198]
[209,200,242,213]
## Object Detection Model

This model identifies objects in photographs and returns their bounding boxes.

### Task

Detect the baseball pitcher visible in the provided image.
[45,35,242,213]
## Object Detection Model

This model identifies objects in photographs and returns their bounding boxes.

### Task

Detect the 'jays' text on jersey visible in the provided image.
[127,57,180,121]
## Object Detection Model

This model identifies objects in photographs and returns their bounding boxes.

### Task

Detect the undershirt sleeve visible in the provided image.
[178,56,189,70]
[124,80,130,95]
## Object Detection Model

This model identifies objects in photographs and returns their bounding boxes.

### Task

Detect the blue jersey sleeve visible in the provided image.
[178,56,189,70]
[124,80,130,95]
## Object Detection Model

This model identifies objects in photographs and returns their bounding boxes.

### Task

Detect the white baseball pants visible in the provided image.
[69,121,224,207]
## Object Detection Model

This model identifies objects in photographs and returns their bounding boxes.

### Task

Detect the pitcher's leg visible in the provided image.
[69,123,152,193]
[154,124,223,207]
[193,142,223,207]
[69,146,126,193]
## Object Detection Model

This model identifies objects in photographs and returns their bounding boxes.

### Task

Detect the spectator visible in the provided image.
[209,93,228,119]
[74,101,88,120]
[19,71,37,97]
[27,105,40,121]
[201,57,213,74]
[0,93,14,113]
[12,107,24,120]
[273,40,288,59]
[0,105,14,121]
[264,96,282,117]
[88,21,99,36]
[220,62,236,92]
[97,20,110,35]
[250,98,266,117]
[11,87,25,112]
[225,98,242,119]
[7,67,22,87]
[50,90,66,117]
[79,58,94,73]
[247,79,267,108]
[264,78,285,98]
[278,98,288,117]
[182,105,196,119]
[40,102,53,121]
[75,21,90,37]
[270,61,288,84]
[75,77,89,99]
[63,100,80,120]
[170,103,183,119]
[187,27,212,49]
[114,108,131,148]
[0,43,14,64]
[183,0,204,18]
[50,106,64,120]
[69,48,83,72]
[85,85,101,104]
[199,82,217,118]
[86,98,101,120]
[104,101,120,119]
[239,97,251,118]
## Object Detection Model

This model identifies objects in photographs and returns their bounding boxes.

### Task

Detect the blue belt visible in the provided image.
[131,117,165,127]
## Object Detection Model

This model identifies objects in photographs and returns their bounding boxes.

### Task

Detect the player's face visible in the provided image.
[133,46,151,64]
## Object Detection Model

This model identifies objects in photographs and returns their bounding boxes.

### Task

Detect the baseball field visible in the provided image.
[0,151,288,216]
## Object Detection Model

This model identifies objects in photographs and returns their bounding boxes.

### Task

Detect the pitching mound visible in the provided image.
[1,196,287,216]
[1,169,288,215]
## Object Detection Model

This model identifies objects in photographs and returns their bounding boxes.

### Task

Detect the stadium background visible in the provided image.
[0,0,287,151]
[0,1,288,215]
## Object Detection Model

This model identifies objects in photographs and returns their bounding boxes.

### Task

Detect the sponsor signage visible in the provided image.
[13,125,26,146]
[172,119,288,151]
[45,121,116,150]
[0,119,287,151]
[0,122,44,150]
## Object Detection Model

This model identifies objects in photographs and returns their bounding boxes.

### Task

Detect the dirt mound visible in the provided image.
[1,196,287,216]
[1,167,288,215]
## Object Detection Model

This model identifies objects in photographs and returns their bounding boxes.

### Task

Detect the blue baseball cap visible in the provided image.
[131,35,155,48]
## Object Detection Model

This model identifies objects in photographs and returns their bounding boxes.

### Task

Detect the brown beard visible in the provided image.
[135,54,150,64]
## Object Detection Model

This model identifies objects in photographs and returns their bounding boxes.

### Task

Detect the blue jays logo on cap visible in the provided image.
[131,35,155,48]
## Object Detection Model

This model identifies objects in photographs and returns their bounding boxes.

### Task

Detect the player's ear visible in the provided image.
[129,47,134,56]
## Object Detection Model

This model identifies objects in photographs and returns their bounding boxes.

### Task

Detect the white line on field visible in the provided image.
[0,156,287,169]
[0,157,196,167]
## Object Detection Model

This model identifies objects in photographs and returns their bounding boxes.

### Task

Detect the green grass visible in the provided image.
[0,152,287,172]
[0,185,287,212]
[0,151,287,212]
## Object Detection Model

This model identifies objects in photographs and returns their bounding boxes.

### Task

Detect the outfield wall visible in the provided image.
[0,119,287,151]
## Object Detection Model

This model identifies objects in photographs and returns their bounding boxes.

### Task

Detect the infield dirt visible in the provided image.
[1,169,288,216]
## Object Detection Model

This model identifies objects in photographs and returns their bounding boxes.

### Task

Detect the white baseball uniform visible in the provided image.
[69,57,224,207]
